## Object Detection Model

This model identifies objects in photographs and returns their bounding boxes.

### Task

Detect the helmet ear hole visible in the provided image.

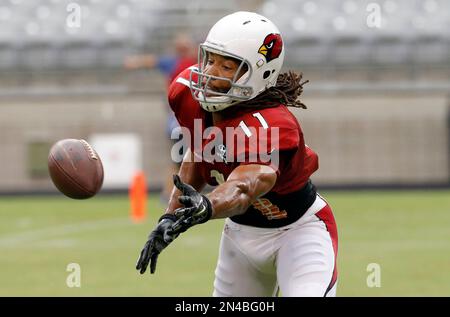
[263,70,271,79]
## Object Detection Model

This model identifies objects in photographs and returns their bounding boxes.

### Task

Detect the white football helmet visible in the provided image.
[190,11,285,112]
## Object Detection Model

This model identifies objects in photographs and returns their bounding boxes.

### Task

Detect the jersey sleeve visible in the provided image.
[167,65,204,155]
[167,65,203,129]
[168,66,193,124]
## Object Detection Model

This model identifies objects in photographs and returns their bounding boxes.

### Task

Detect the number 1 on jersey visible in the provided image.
[239,112,269,137]
[253,112,269,129]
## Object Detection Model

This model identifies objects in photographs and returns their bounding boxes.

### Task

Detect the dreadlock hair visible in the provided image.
[239,71,309,109]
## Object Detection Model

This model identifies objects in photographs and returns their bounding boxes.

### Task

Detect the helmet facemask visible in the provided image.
[189,45,253,112]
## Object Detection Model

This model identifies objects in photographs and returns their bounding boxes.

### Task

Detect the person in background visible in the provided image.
[124,33,197,201]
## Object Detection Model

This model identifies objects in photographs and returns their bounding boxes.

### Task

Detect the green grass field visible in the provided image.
[1,190,450,296]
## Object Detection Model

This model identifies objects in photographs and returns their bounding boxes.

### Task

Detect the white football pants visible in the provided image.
[212,194,338,297]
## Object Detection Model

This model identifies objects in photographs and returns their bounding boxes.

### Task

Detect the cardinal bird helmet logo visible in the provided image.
[258,33,283,63]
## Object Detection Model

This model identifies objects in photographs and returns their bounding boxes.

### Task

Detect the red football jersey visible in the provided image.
[168,66,319,228]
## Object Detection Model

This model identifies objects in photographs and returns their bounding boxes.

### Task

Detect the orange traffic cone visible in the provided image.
[129,171,147,223]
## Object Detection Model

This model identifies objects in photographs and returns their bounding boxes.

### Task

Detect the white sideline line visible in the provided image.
[0,217,131,247]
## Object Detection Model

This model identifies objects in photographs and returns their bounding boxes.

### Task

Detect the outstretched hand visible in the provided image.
[136,214,178,274]
[136,176,212,275]
[168,175,213,236]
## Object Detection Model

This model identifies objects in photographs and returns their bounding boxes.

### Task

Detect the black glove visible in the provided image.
[167,175,213,236]
[136,214,178,274]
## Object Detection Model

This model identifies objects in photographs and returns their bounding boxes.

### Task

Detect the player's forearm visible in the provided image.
[166,151,206,214]
[206,180,254,219]
[206,165,278,219]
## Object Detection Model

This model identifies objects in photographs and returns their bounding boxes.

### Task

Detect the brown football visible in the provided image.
[48,139,104,199]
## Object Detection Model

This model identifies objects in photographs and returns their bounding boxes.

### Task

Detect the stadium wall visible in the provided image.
[0,88,448,193]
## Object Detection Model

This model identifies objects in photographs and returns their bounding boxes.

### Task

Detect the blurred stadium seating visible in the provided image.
[0,0,240,70]
[262,0,450,70]
[0,0,448,70]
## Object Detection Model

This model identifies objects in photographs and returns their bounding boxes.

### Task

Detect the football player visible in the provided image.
[136,11,338,297]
